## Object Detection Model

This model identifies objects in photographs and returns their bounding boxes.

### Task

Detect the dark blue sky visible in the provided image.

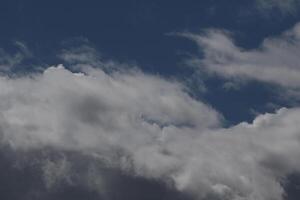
[1,0,299,64]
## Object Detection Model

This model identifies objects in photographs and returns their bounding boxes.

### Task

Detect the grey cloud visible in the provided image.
[0,146,192,200]
[0,61,300,200]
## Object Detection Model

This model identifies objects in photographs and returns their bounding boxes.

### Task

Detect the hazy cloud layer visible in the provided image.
[0,60,299,200]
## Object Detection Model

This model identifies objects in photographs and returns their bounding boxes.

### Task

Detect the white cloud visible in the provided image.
[184,22,300,90]
[0,59,300,199]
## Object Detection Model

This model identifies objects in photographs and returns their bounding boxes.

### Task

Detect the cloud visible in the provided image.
[0,63,220,198]
[0,41,32,72]
[183,22,300,91]
[0,55,300,200]
[0,64,220,149]
[173,107,300,199]
[59,38,135,74]
[256,0,300,15]
[59,38,102,68]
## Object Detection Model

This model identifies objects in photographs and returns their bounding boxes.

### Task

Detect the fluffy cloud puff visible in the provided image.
[0,63,300,200]
[184,22,300,89]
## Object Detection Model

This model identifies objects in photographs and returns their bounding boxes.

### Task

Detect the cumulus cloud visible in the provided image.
[183,22,300,90]
[0,58,300,200]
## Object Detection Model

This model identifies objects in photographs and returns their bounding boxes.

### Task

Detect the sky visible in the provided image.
[0,0,300,200]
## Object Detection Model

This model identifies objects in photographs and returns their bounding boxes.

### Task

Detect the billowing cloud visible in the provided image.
[0,58,300,200]
[184,22,300,90]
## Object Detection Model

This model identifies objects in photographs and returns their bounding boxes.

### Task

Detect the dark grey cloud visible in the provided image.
[0,145,193,200]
